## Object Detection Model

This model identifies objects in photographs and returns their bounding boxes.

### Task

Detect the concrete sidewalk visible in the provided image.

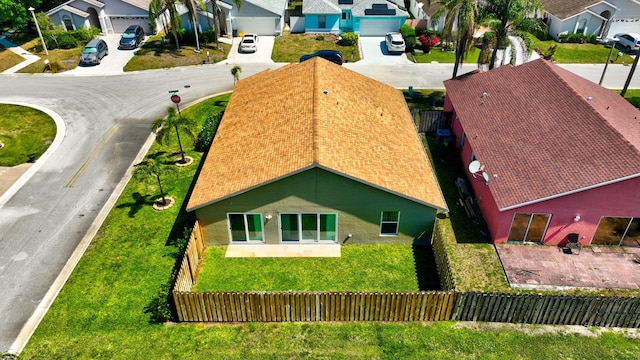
[0,30,41,74]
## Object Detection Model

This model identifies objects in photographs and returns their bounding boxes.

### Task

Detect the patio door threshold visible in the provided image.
[226,243,341,258]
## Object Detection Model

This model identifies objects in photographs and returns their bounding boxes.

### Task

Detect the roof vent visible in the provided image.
[323,90,328,95]
[587,96,593,102]
[481,92,488,98]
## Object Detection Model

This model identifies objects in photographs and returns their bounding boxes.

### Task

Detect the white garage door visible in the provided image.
[110,17,149,34]
[233,17,277,36]
[359,19,401,36]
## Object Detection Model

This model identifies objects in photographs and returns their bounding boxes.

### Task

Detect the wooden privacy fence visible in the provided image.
[452,292,640,328]
[174,291,455,322]
[411,110,449,133]
[172,222,640,327]
[173,221,205,292]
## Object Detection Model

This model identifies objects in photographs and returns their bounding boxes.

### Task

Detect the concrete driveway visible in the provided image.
[358,36,413,65]
[62,34,141,76]
[225,36,275,64]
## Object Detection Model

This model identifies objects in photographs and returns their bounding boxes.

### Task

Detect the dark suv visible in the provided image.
[300,50,343,65]
[119,25,145,49]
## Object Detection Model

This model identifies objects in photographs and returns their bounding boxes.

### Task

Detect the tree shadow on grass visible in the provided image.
[116,192,155,218]
[412,244,442,291]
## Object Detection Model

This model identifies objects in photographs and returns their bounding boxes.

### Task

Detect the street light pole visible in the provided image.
[28,7,48,56]
[599,38,618,86]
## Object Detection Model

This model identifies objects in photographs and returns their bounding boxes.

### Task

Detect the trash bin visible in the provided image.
[232,29,238,37]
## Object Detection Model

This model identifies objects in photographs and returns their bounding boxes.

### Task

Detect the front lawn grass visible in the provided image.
[617,89,640,107]
[17,93,640,359]
[124,35,230,71]
[529,37,635,64]
[412,45,481,64]
[272,33,360,63]
[403,89,445,110]
[0,104,56,166]
[194,244,420,292]
[0,45,25,72]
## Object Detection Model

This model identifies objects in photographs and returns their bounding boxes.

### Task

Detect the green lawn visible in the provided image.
[412,45,481,64]
[0,45,25,72]
[123,35,231,72]
[529,37,635,64]
[0,104,56,166]
[194,244,421,292]
[272,33,360,63]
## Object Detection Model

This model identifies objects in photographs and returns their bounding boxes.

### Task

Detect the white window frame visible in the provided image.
[380,211,400,236]
[278,212,338,243]
[227,213,264,243]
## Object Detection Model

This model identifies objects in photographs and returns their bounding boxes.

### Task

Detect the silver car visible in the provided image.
[385,32,406,53]
[80,39,108,65]
[614,33,640,53]
[239,34,258,53]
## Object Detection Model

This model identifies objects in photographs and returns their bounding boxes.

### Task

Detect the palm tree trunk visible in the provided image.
[156,173,166,204]
[174,124,186,162]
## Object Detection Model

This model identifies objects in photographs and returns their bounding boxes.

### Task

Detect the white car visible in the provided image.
[239,34,258,53]
[614,32,640,53]
[385,32,406,53]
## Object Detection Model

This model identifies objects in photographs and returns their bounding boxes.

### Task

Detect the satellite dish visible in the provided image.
[468,160,482,174]
[482,171,490,183]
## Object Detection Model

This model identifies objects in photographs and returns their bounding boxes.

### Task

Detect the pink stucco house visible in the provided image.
[443,58,640,247]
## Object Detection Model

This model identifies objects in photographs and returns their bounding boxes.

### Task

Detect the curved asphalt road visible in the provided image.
[0,60,638,353]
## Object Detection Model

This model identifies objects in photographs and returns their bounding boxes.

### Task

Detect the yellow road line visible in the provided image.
[66,126,117,188]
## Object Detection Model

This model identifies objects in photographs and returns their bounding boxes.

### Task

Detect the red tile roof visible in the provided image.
[187,57,447,212]
[444,59,640,210]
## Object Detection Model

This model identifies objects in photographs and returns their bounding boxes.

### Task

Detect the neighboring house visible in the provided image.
[217,0,288,36]
[410,0,446,31]
[47,0,151,34]
[302,0,409,36]
[443,58,640,247]
[186,57,447,249]
[537,0,640,40]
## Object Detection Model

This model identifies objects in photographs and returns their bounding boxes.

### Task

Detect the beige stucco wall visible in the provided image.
[193,168,438,245]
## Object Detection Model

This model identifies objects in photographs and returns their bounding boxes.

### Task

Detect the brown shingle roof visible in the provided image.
[187,58,447,211]
[538,0,599,20]
[444,59,640,210]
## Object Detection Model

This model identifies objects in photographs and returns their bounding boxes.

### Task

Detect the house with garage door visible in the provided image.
[218,0,288,36]
[186,57,447,250]
[443,58,640,247]
[303,0,409,35]
[47,0,151,34]
[536,0,640,40]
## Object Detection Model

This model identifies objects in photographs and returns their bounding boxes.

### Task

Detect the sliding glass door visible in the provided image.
[280,213,337,242]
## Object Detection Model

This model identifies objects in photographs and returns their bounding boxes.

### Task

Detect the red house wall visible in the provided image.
[445,95,640,246]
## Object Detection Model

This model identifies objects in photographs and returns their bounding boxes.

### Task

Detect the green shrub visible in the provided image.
[338,32,358,46]
[558,33,595,44]
[399,24,416,52]
[315,35,325,41]
[195,111,224,152]
[202,28,216,43]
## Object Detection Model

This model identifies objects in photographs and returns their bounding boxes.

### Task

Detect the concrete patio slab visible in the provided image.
[225,244,341,258]
[495,243,640,290]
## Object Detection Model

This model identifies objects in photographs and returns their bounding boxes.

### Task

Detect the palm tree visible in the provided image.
[183,0,202,51]
[431,0,480,78]
[210,0,243,48]
[149,0,181,49]
[231,65,241,85]
[480,0,543,69]
[151,107,196,164]
[133,152,177,206]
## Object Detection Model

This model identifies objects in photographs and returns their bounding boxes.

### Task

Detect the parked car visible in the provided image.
[239,34,258,53]
[119,25,145,50]
[385,32,406,53]
[614,32,640,53]
[299,50,343,65]
[80,39,108,65]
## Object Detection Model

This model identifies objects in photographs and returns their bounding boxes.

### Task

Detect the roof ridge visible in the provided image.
[547,60,640,155]
[312,60,319,164]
